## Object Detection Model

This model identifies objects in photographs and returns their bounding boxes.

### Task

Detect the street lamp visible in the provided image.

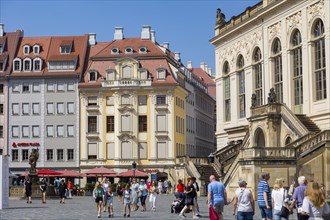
[208,153,214,164]
[132,161,136,178]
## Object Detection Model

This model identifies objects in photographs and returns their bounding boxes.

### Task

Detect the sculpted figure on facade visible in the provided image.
[251,93,257,108]
[216,8,226,26]
[29,148,39,173]
[268,88,277,104]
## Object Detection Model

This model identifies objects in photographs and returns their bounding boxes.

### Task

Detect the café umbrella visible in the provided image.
[85,166,117,177]
[37,169,62,176]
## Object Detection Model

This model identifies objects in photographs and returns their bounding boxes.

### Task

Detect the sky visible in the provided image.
[0,0,260,73]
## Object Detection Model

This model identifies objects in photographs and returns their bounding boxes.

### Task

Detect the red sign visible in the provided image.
[12,142,40,148]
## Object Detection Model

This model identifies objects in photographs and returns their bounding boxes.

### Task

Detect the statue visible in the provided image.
[216,8,226,26]
[29,148,39,173]
[251,93,257,107]
[268,88,277,104]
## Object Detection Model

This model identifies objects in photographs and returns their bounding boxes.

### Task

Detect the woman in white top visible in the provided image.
[301,182,330,220]
[102,178,110,212]
[233,179,255,220]
[271,178,288,220]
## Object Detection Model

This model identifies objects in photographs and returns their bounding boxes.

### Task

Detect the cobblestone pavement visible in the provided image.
[1,194,298,220]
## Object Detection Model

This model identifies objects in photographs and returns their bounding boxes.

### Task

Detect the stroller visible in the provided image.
[170,192,186,214]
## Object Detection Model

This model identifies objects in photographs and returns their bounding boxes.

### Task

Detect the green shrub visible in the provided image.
[85,182,95,192]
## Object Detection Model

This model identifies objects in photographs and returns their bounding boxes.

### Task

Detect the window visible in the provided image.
[272,38,283,103]
[33,59,42,71]
[22,84,30,92]
[157,142,166,159]
[33,45,40,54]
[121,94,131,105]
[121,141,131,159]
[237,55,245,118]
[22,126,29,137]
[67,102,74,114]
[48,61,75,70]
[47,82,55,92]
[157,115,166,131]
[106,96,114,106]
[33,82,40,92]
[0,61,4,71]
[107,70,115,80]
[47,125,54,137]
[157,69,166,79]
[22,103,29,115]
[0,84,3,93]
[23,45,30,55]
[0,104,3,114]
[57,125,64,137]
[12,149,18,161]
[13,59,21,71]
[111,47,119,54]
[122,66,132,79]
[57,103,64,114]
[46,103,54,114]
[32,103,40,115]
[121,115,131,132]
[12,103,19,115]
[253,47,263,106]
[22,149,29,161]
[12,83,20,92]
[88,96,97,106]
[0,126,3,137]
[89,71,97,81]
[291,29,303,107]
[313,19,326,100]
[156,95,166,105]
[88,143,97,159]
[107,143,115,159]
[57,149,64,161]
[32,126,39,137]
[125,47,133,54]
[138,95,147,105]
[57,82,65,91]
[60,46,71,54]
[139,142,147,159]
[224,61,231,122]
[46,149,53,161]
[88,116,97,133]
[139,116,147,132]
[139,47,147,54]
[106,116,114,133]
[67,125,74,137]
[67,82,75,91]
[23,59,31,71]
[67,149,74,161]
[140,70,147,79]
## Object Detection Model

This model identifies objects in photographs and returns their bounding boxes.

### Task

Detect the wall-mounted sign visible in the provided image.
[12,142,40,148]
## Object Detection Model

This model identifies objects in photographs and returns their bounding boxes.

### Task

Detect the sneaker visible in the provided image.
[108,214,111,218]
[123,213,126,217]
[179,213,186,218]
[193,216,200,219]
[97,215,100,218]
[196,213,201,217]
[127,214,130,218]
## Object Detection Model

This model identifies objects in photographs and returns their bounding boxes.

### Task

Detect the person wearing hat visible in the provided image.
[233,179,255,220]
[138,179,148,211]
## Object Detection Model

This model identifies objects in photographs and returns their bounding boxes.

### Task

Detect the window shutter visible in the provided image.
[139,142,147,159]
[12,104,19,115]
[157,142,166,159]
[57,125,64,137]
[32,103,39,114]
[157,115,166,131]
[57,103,64,114]
[67,125,74,137]
[106,96,114,106]
[22,126,29,137]
[22,103,29,114]
[47,126,54,137]
[121,142,131,159]
[88,143,97,156]
[121,115,131,131]
[12,126,19,137]
[107,143,115,159]
[32,126,39,137]
[67,102,74,114]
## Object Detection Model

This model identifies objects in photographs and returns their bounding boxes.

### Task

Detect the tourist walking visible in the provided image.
[149,180,158,211]
[272,178,288,220]
[289,176,307,220]
[105,187,114,218]
[233,179,255,220]
[54,177,60,196]
[158,181,163,194]
[116,181,124,202]
[257,173,272,220]
[301,182,330,220]
[102,178,111,212]
[123,184,131,218]
[207,175,227,220]
[176,179,185,198]
[179,178,199,219]
[131,178,140,211]
[59,179,67,204]
[192,177,201,216]
[24,177,32,204]
[288,180,295,201]
[67,179,73,199]
[138,179,148,211]
[93,182,104,218]
[40,177,47,204]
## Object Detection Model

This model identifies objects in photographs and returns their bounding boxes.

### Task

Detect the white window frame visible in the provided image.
[23,45,30,55]
[23,58,32,72]
[67,125,74,137]
[32,125,40,137]
[157,69,166,80]
[111,47,119,54]
[13,58,21,72]
[57,82,65,91]
[67,102,75,114]
[46,103,54,115]
[125,47,133,54]
[33,82,40,92]
[47,82,55,92]
[47,125,54,137]
[89,71,97,82]
[57,125,64,137]
[67,82,75,91]
[33,58,42,71]
[139,47,147,54]
[32,103,40,115]
[33,45,40,55]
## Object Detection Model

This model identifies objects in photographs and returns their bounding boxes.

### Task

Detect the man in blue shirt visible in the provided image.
[289,176,307,220]
[207,175,227,220]
[257,173,272,220]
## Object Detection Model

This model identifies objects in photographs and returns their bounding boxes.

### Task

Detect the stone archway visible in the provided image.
[255,128,265,148]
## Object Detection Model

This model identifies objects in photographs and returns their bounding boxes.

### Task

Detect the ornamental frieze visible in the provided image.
[268,21,282,41]
[286,11,302,34]
[307,0,325,23]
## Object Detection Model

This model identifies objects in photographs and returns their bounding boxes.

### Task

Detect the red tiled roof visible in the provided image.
[48,54,78,61]
[60,40,73,46]
[190,67,216,99]
[0,53,8,62]
[0,30,22,75]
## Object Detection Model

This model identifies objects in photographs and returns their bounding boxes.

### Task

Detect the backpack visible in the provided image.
[194,182,199,192]
[96,188,103,197]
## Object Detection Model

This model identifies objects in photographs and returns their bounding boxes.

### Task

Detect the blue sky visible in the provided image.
[0,0,260,73]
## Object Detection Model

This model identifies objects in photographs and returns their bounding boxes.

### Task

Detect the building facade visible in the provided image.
[8,34,88,173]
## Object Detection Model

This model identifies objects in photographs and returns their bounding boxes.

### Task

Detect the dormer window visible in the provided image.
[122,65,132,79]
[60,40,72,54]
[33,45,40,55]
[23,58,32,72]
[13,58,22,72]
[139,69,148,79]
[23,45,30,55]
[60,46,71,54]
[106,69,115,80]
[139,47,147,54]
[0,61,4,71]
[157,68,166,80]
[89,71,97,82]
[111,47,119,54]
[125,47,133,54]
[33,58,42,71]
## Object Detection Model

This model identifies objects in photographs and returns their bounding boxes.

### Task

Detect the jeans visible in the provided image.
[274,209,288,220]
[237,211,254,220]
[259,206,272,219]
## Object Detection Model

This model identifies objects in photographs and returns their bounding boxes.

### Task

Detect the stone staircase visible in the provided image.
[296,114,321,133]
[194,164,220,181]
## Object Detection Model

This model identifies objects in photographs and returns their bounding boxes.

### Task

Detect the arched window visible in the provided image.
[122,66,132,79]
[285,136,292,145]
[255,128,265,148]
[89,71,97,82]
[312,19,326,100]
[237,55,245,118]
[253,47,263,106]
[23,58,32,71]
[223,61,231,121]
[291,30,303,111]
[33,58,42,71]
[272,38,283,102]
[13,58,21,72]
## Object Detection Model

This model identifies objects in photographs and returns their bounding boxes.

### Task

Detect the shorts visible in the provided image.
[259,206,272,219]
[213,203,224,213]
[124,198,130,205]
[95,196,103,203]
[106,198,113,207]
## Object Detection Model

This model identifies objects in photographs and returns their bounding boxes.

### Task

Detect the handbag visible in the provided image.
[279,205,290,218]
[209,206,219,220]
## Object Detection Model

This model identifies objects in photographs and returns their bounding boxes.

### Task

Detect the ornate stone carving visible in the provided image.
[149,94,156,104]
[251,93,257,108]
[286,11,302,32]
[307,0,325,23]
[268,21,282,40]
[268,88,277,104]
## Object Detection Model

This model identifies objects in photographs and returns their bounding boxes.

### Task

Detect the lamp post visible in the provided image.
[132,161,136,178]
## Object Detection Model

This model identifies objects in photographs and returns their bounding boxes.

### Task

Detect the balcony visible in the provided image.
[101,79,152,88]
[118,131,134,141]
[155,104,168,111]
[86,131,99,139]
[86,105,99,113]
[155,130,169,139]
[118,104,134,113]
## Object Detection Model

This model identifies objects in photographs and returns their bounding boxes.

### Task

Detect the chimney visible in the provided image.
[150,30,156,43]
[208,67,212,75]
[114,27,124,40]
[200,62,205,70]
[174,52,181,61]
[0,23,4,37]
[187,61,193,69]
[88,33,96,46]
[141,25,151,40]
[162,42,169,49]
